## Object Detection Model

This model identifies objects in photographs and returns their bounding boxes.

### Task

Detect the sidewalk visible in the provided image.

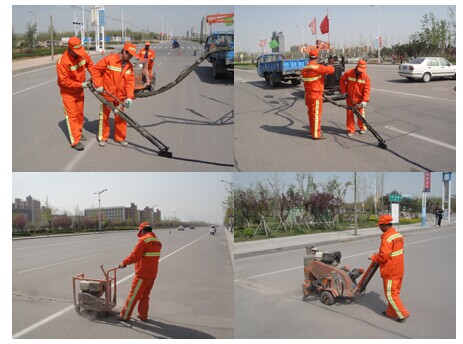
[12,50,104,73]
[223,227,234,269]
[234,219,454,259]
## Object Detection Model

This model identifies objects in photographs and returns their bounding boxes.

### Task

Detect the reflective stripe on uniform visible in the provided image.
[61,96,75,145]
[387,233,403,242]
[314,99,319,137]
[107,65,122,72]
[303,65,319,69]
[144,237,160,243]
[143,252,160,257]
[347,77,366,83]
[302,75,322,82]
[123,278,143,319]
[386,279,405,319]
[98,103,104,141]
[390,249,403,257]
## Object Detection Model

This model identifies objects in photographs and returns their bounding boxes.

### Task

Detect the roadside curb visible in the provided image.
[234,222,454,260]
[223,228,234,269]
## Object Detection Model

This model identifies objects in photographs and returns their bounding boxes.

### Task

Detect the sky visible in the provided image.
[234,172,456,202]
[12,172,233,224]
[12,4,234,36]
[235,4,455,53]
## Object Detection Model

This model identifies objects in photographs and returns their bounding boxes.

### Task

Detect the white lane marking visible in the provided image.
[244,234,455,279]
[12,233,210,338]
[64,138,97,172]
[12,79,56,96]
[17,253,103,274]
[373,88,455,102]
[13,65,56,78]
[384,126,456,151]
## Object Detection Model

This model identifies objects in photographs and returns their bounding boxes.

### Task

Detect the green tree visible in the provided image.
[24,21,38,49]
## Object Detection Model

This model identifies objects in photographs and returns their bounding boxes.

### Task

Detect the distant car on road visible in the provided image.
[398,57,456,82]
[190,226,195,230]
[177,225,185,231]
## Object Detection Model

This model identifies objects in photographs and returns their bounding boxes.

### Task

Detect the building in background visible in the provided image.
[12,196,41,227]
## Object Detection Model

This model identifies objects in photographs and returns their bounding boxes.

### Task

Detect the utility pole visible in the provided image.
[50,16,54,60]
[354,172,358,236]
[94,189,107,233]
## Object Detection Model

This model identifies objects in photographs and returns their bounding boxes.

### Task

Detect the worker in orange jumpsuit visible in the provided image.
[136,41,156,81]
[116,222,162,322]
[369,215,410,323]
[92,42,137,147]
[56,37,97,151]
[301,49,334,140]
[339,59,371,137]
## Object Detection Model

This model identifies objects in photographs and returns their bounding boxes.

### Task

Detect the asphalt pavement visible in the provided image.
[234,215,455,259]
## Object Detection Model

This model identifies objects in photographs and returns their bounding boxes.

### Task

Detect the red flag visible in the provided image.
[309,17,316,35]
[259,39,267,48]
[320,15,329,34]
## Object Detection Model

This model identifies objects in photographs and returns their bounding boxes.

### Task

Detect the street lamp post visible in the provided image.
[371,5,380,63]
[94,189,107,233]
[151,204,159,228]
[161,15,167,41]
[296,25,306,59]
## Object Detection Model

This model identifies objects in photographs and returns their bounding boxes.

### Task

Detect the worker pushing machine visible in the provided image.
[369,214,410,323]
[136,41,156,81]
[301,49,335,140]
[339,59,371,137]
[92,42,137,147]
[116,222,162,322]
[56,37,98,151]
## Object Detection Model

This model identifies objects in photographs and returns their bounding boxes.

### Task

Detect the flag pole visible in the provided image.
[315,17,318,45]
[327,8,330,48]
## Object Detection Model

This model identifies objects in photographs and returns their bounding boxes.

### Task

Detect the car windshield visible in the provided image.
[410,58,426,64]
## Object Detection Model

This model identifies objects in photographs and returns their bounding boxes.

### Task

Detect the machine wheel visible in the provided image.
[320,291,335,305]
[291,79,302,86]
[98,311,108,317]
[422,72,431,83]
[75,306,81,313]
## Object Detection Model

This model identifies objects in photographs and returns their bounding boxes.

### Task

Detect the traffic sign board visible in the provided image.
[389,194,402,203]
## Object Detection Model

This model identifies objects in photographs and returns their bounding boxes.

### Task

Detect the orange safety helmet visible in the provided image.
[145,41,151,46]
[123,42,138,57]
[309,49,319,59]
[357,59,367,72]
[68,36,86,57]
[377,214,393,226]
[138,222,153,237]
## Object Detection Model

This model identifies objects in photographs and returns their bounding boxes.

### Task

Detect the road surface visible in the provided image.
[235,64,455,172]
[13,226,234,339]
[13,40,234,172]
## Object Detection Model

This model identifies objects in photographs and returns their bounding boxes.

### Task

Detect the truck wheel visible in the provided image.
[269,74,278,87]
[291,79,302,86]
[212,61,219,79]
[320,291,335,305]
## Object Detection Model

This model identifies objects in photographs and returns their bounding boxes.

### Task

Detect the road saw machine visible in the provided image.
[302,246,379,305]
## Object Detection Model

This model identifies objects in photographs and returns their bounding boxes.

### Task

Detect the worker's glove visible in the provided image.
[118,264,126,269]
[82,82,89,89]
[368,254,373,260]
[360,101,367,108]
[125,98,133,108]
[95,86,104,93]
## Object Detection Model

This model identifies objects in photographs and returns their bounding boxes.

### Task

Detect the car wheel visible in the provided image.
[453,73,456,80]
[422,72,431,83]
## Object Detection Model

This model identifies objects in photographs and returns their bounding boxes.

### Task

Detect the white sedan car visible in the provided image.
[398,57,456,82]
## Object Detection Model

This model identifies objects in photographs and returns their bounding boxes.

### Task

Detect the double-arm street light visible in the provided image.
[94,189,108,233]
[370,5,381,63]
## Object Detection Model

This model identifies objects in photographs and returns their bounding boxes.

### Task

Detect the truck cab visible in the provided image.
[205,31,234,79]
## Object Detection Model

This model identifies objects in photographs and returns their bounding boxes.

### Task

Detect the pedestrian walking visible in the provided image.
[435,208,444,227]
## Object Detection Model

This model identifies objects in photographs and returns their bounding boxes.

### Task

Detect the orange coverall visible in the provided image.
[119,232,162,320]
[301,61,334,138]
[339,68,371,134]
[92,54,135,143]
[137,48,156,79]
[56,51,96,147]
[371,227,410,320]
